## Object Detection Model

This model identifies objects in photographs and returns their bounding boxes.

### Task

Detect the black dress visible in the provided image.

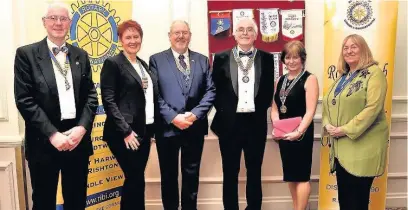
[274,71,314,182]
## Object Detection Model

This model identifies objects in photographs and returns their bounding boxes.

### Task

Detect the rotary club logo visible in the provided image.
[344,0,375,30]
[67,0,122,73]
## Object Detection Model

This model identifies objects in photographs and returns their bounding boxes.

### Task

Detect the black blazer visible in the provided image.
[101,52,159,142]
[210,49,274,138]
[14,38,98,160]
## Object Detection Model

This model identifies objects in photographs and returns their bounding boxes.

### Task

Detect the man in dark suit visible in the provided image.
[149,20,215,210]
[211,18,274,210]
[14,3,97,210]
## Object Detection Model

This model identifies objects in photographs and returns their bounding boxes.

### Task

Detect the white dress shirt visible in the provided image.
[236,46,256,113]
[47,38,76,120]
[131,62,155,124]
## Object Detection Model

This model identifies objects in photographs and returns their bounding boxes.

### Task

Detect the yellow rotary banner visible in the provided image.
[318,0,398,209]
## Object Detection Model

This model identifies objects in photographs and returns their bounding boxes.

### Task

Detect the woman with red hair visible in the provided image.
[101,20,159,210]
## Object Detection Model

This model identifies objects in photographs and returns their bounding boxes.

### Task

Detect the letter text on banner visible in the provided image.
[280,9,304,41]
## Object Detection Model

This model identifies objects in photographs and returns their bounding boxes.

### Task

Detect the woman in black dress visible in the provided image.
[271,40,319,210]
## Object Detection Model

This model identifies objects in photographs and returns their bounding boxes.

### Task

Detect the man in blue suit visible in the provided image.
[149,20,215,210]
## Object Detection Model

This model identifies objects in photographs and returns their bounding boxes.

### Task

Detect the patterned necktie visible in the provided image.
[178,54,188,70]
[178,54,190,85]
[239,51,253,58]
[52,46,68,56]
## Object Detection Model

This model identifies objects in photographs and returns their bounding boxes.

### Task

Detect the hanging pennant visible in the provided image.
[280,9,304,41]
[210,10,232,36]
[260,9,280,43]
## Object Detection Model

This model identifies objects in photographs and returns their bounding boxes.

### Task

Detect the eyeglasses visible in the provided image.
[236,27,255,34]
[172,31,190,36]
[43,15,70,23]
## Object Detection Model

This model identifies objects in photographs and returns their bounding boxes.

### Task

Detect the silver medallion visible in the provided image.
[280,105,287,113]
[242,76,250,83]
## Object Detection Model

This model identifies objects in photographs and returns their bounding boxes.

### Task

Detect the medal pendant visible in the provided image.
[242,76,250,83]
[280,105,287,113]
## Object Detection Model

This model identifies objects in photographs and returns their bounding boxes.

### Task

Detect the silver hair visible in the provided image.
[232,17,258,36]
[44,2,72,19]
[169,20,191,33]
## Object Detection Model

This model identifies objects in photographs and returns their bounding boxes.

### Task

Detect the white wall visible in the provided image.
[0,0,26,209]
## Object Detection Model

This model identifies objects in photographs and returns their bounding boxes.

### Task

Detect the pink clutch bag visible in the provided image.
[272,117,302,138]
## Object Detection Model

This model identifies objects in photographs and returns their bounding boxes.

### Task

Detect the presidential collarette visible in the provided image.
[49,48,71,91]
[331,70,360,105]
[232,46,257,83]
[136,60,149,93]
[279,70,306,113]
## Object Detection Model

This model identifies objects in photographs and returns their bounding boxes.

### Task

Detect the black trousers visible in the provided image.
[335,158,375,210]
[156,132,205,210]
[218,113,266,210]
[28,119,90,210]
[106,124,154,210]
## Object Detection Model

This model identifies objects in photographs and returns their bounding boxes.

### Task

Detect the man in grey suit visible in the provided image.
[149,20,215,210]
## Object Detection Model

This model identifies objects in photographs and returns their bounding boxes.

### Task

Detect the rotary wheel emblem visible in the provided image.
[68,0,121,67]
[345,1,375,30]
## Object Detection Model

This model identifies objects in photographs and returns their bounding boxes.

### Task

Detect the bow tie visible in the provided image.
[52,46,68,56]
[239,51,253,58]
